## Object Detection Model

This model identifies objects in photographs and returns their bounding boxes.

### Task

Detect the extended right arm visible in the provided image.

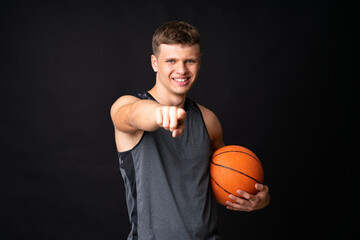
[110,95,161,134]
[110,95,186,137]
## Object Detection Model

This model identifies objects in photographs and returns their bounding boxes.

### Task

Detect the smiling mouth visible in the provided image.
[172,77,190,82]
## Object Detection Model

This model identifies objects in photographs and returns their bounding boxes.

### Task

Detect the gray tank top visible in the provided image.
[118,92,220,240]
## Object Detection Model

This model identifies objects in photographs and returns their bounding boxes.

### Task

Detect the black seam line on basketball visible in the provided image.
[211,161,262,184]
[210,176,245,199]
[212,150,261,166]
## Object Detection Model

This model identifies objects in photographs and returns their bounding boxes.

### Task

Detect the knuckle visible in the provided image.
[163,121,169,128]
[170,120,177,127]
[169,106,176,115]
[226,201,235,207]
[230,202,238,208]
[236,198,244,205]
[243,193,250,200]
[162,106,169,114]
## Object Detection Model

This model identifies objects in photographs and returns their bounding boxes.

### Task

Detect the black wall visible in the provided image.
[1,0,355,239]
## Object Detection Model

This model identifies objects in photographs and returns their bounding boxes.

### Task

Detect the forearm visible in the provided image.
[128,100,161,132]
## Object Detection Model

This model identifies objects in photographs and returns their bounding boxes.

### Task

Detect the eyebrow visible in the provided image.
[164,57,197,61]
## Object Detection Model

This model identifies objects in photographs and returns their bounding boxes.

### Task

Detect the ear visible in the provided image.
[151,54,158,72]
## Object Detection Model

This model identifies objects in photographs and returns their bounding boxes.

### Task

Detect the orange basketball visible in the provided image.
[210,145,264,205]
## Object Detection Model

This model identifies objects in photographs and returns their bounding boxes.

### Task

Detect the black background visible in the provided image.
[0,0,356,239]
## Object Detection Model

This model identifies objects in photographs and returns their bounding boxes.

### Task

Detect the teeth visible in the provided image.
[173,78,187,82]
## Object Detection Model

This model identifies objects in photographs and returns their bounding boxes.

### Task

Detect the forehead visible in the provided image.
[158,44,201,58]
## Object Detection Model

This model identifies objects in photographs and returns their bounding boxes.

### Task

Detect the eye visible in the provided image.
[186,60,195,63]
[166,59,175,63]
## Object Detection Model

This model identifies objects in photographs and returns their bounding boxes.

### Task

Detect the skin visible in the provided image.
[110,43,270,211]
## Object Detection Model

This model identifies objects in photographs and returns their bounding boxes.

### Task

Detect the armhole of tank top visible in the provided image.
[193,102,211,142]
[118,92,151,155]
[118,131,146,155]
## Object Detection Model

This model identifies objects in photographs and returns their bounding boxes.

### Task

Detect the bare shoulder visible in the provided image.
[197,104,225,151]
[110,95,140,121]
[197,104,218,124]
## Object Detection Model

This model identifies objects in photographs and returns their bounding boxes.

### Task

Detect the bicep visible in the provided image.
[110,95,140,133]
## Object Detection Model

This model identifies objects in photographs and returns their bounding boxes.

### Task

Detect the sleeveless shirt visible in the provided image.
[117,92,220,240]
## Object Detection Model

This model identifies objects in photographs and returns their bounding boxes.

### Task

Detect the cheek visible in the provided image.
[157,66,173,80]
[189,66,200,76]
[161,66,174,76]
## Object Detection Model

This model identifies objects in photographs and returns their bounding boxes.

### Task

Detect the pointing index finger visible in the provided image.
[177,108,186,121]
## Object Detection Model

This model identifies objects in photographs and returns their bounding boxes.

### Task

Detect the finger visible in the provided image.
[255,183,263,191]
[172,129,179,138]
[228,194,248,205]
[177,108,186,121]
[226,204,245,211]
[256,184,269,193]
[236,190,255,202]
[226,202,240,211]
[225,200,250,212]
[169,107,178,132]
[162,107,170,130]
[227,194,257,212]
[172,122,185,138]
[156,107,163,126]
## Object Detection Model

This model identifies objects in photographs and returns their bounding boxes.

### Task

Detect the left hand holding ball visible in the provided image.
[226,183,270,212]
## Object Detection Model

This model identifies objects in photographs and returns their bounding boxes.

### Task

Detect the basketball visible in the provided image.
[210,145,264,205]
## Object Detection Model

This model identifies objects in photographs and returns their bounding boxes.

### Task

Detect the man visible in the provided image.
[111,21,270,239]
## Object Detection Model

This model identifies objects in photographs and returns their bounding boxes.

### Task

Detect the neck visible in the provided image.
[148,86,186,109]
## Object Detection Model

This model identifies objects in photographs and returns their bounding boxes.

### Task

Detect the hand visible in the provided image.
[156,106,187,137]
[226,184,270,212]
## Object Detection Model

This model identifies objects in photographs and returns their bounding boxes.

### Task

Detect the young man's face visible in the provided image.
[151,44,201,96]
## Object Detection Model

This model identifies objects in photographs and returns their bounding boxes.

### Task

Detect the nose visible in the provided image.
[176,62,188,75]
